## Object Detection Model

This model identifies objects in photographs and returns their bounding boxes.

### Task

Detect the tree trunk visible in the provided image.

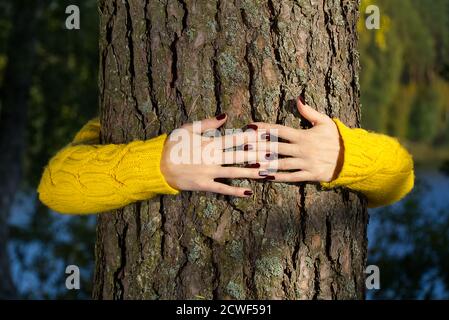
[0,0,40,299]
[93,0,367,300]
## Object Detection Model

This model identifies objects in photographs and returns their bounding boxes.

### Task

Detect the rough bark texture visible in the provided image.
[0,0,40,299]
[94,0,368,300]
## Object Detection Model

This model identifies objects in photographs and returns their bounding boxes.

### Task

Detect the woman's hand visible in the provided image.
[250,98,344,183]
[160,114,265,197]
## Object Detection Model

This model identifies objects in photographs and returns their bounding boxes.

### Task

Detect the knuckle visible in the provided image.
[313,170,322,181]
[202,179,213,188]
[226,168,237,178]
[181,125,193,133]
[195,181,206,190]
[216,186,226,194]
[295,145,302,157]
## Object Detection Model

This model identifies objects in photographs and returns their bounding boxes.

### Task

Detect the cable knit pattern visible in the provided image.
[321,119,415,208]
[38,119,179,214]
[38,117,414,214]
[72,118,101,145]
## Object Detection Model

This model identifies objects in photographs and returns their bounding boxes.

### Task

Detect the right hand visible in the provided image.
[160,114,265,197]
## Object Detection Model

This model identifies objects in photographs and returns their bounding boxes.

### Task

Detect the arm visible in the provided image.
[249,98,415,208]
[321,119,414,208]
[38,119,178,214]
[38,115,265,214]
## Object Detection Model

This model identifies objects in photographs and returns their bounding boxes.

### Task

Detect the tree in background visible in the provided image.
[93,0,367,300]
[359,0,449,298]
[359,0,449,152]
[0,0,98,299]
[0,0,43,299]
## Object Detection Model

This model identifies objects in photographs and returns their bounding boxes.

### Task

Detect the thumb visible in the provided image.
[194,113,227,133]
[297,97,327,126]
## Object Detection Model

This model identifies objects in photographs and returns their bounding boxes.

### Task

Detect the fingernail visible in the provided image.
[243,144,253,151]
[216,113,227,120]
[243,124,258,131]
[259,171,269,177]
[265,175,275,180]
[265,153,272,160]
[298,95,305,105]
[246,163,260,169]
[244,190,253,196]
[261,133,271,141]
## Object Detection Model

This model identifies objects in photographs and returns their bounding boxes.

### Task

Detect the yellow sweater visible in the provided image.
[321,119,414,208]
[38,118,414,214]
[37,119,179,214]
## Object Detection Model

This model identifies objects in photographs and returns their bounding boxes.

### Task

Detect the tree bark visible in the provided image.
[94,0,367,300]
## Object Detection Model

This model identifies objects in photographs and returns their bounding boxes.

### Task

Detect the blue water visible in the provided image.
[368,168,449,228]
[417,170,449,211]
[367,169,449,299]
[8,170,449,299]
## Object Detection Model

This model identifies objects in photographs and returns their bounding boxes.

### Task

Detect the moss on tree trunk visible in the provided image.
[93,0,368,300]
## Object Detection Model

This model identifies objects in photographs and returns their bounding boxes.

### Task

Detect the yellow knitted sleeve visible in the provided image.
[321,119,415,208]
[37,118,179,215]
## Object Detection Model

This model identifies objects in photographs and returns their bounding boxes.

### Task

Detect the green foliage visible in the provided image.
[25,0,99,186]
[0,0,99,299]
[360,0,449,145]
[361,2,449,299]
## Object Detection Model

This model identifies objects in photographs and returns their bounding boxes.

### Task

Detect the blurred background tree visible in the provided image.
[0,0,448,299]
[0,0,98,299]
[359,0,449,165]
[359,0,449,299]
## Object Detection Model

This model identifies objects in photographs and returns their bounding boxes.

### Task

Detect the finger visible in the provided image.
[221,150,269,165]
[214,130,259,149]
[214,167,265,180]
[267,170,315,183]
[250,122,300,142]
[208,181,253,197]
[247,141,299,157]
[184,114,228,133]
[297,97,328,126]
[259,158,307,171]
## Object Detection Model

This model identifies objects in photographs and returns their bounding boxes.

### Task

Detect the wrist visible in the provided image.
[160,139,181,191]
[322,119,377,187]
[331,122,345,181]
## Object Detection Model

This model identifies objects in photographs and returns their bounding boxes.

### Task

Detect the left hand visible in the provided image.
[248,97,344,183]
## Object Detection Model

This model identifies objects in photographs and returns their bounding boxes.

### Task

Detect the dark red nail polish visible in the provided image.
[265,153,272,160]
[243,124,258,132]
[216,113,227,120]
[261,133,271,141]
[265,175,275,180]
[259,171,269,177]
[243,144,253,151]
[244,191,253,196]
[299,95,305,105]
[247,163,260,169]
